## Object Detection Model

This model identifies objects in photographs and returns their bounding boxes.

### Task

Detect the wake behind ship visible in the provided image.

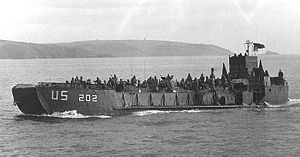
[12,41,289,116]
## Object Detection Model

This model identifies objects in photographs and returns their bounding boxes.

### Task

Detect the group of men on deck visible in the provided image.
[67,67,230,92]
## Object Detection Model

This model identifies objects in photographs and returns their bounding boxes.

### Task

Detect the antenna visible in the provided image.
[130,64,133,79]
[244,40,251,55]
[143,58,146,80]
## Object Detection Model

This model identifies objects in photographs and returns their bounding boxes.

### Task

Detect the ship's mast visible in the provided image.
[245,40,265,56]
[245,40,255,56]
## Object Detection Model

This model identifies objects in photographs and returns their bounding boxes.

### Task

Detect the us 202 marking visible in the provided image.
[78,94,97,102]
[51,90,97,102]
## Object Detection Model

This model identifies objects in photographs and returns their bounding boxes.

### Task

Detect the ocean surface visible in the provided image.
[0,55,300,156]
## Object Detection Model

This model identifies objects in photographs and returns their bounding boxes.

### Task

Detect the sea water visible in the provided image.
[0,55,299,156]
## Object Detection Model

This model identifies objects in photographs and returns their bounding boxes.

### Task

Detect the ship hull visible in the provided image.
[264,85,289,104]
[12,84,243,116]
[12,85,47,115]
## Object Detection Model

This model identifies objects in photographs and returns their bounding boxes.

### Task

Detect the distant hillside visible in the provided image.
[0,39,232,59]
[261,51,280,55]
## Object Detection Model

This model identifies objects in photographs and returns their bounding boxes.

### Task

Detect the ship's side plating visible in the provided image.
[264,76,289,104]
[35,84,122,115]
[12,82,238,116]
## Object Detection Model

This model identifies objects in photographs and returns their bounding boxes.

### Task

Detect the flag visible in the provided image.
[253,43,265,51]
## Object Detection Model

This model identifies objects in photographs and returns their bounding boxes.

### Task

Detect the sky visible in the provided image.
[0,0,300,54]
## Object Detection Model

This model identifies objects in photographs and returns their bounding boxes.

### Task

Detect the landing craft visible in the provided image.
[12,41,289,116]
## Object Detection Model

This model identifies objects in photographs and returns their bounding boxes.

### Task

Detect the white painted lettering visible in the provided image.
[77,94,98,102]
[51,90,59,100]
[86,94,91,102]
[79,94,84,101]
[92,95,97,102]
[61,91,68,101]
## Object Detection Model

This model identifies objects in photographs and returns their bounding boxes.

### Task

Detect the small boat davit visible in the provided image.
[12,41,289,116]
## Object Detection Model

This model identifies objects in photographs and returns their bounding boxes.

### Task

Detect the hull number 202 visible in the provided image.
[79,94,97,102]
[51,90,97,102]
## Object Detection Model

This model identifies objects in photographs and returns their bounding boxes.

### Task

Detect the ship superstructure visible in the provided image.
[229,40,288,105]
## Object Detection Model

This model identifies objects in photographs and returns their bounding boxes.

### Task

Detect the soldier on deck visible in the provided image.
[278,69,284,85]
[87,79,91,84]
[126,79,130,85]
[203,76,210,89]
[80,76,83,83]
[103,80,108,89]
[94,77,102,89]
[70,77,75,84]
[278,69,284,78]
[116,79,125,92]
[94,77,101,85]
[179,78,185,88]
[107,78,114,89]
[210,68,215,90]
[112,74,118,87]
[186,73,192,83]
[153,76,158,91]
[192,77,198,91]
[200,74,205,83]
[75,76,79,83]
[131,75,137,86]
[137,80,141,87]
